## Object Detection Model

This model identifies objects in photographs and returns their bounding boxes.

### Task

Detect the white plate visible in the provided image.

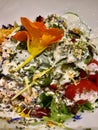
[0,0,98,130]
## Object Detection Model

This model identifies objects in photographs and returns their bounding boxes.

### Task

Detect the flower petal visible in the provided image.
[41,28,64,46]
[27,35,46,55]
[13,31,27,41]
[0,28,14,43]
[21,17,46,38]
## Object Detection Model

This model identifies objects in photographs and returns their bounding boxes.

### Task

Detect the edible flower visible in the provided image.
[0,28,14,43]
[73,115,82,120]
[7,117,22,123]
[13,30,27,42]
[14,17,64,71]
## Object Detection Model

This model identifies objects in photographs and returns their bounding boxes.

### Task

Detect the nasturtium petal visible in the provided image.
[13,30,27,42]
[21,17,46,38]
[0,28,15,43]
[41,28,64,46]
[27,35,47,55]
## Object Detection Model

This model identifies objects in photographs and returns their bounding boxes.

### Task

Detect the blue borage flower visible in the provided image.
[10,117,22,122]
[73,115,82,120]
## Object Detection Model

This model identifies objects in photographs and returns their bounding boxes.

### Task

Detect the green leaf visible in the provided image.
[60,102,71,115]
[84,55,93,64]
[79,101,94,112]
[50,98,72,123]
[16,41,27,50]
[37,72,52,87]
[41,97,73,129]
[39,93,53,108]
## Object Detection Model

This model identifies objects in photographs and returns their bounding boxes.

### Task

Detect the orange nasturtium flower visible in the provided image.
[14,17,64,71]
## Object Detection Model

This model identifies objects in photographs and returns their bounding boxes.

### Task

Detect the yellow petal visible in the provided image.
[0,28,15,43]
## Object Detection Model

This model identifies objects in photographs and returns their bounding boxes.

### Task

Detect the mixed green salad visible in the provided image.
[0,12,98,128]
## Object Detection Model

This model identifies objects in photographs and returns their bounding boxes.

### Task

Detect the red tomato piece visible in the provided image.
[88,59,98,65]
[87,58,98,86]
[88,59,98,72]
[88,73,98,85]
[75,99,88,105]
[80,69,87,78]
[65,79,98,100]
[49,84,58,90]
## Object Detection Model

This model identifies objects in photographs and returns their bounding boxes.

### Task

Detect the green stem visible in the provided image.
[15,55,34,71]
[11,78,33,100]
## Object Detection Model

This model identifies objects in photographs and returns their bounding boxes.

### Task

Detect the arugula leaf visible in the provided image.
[41,97,72,130]
[79,101,94,112]
[39,73,52,87]
[39,93,53,108]
[50,98,72,123]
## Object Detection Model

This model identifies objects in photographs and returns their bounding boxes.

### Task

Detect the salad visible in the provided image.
[0,12,98,129]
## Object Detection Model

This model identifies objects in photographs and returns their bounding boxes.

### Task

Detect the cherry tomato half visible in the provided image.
[65,79,98,100]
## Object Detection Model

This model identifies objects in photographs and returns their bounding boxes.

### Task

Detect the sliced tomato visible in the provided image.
[88,59,98,73]
[49,84,58,90]
[88,59,98,65]
[88,73,98,86]
[80,70,98,86]
[65,79,98,100]
[87,58,98,86]
[75,99,88,105]
[80,69,87,78]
